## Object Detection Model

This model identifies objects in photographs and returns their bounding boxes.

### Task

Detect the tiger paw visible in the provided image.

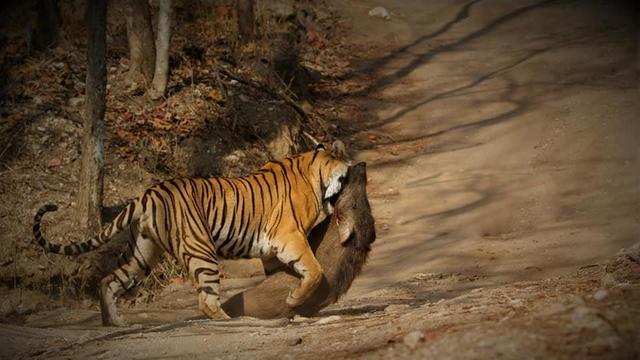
[286,292,304,307]
[203,305,230,320]
[199,291,230,320]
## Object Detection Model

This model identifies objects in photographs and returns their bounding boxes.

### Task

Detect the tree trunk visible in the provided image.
[149,0,172,99]
[125,0,156,89]
[31,0,60,51]
[236,0,254,43]
[79,0,107,236]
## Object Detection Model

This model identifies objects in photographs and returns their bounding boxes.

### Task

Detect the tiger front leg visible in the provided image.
[275,233,323,307]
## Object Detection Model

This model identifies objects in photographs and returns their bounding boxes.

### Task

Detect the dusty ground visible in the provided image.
[1,242,639,359]
[1,0,639,359]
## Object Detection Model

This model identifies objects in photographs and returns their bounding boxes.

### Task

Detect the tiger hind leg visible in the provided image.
[181,230,229,320]
[100,228,163,326]
[187,253,230,320]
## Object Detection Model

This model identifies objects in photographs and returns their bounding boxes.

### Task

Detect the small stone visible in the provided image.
[412,273,430,280]
[593,288,609,301]
[292,315,309,322]
[600,273,617,288]
[570,306,610,332]
[478,340,490,348]
[314,315,341,325]
[224,154,240,164]
[223,150,246,165]
[69,97,84,107]
[403,331,424,349]
[510,298,523,306]
[368,6,391,20]
[288,337,303,346]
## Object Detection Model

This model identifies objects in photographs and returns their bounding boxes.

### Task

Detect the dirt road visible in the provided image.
[2,1,638,359]
[347,0,638,297]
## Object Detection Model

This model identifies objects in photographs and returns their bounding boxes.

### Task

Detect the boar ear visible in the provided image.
[331,140,347,161]
[337,215,355,244]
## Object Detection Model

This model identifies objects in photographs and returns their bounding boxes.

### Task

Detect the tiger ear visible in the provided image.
[331,140,347,160]
[315,143,326,152]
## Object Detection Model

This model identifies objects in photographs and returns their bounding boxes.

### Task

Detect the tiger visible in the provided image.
[32,141,349,326]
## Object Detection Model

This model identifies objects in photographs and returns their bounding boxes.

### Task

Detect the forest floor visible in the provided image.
[1,0,639,359]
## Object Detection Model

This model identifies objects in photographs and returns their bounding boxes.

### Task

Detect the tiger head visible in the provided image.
[307,140,350,215]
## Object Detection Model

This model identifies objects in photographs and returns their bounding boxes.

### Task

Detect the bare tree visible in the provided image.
[78,0,107,235]
[236,0,255,43]
[149,0,172,99]
[125,0,156,89]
